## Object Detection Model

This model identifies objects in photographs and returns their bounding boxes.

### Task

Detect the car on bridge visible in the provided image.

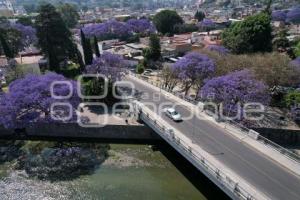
[164,107,182,122]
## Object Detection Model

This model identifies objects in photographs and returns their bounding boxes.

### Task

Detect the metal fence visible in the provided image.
[130,73,300,164]
[134,102,256,200]
[226,120,300,163]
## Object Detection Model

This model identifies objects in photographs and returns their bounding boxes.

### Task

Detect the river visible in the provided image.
[0,141,229,200]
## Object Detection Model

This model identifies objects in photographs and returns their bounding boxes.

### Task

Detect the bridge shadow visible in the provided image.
[155,140,231,200]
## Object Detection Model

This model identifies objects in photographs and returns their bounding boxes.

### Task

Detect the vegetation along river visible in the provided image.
[0,140,229,200]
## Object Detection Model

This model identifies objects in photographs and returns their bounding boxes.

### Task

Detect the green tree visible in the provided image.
[272,28,290,52]
[143,34,161,61]
[0,18,23,57]
[153,10,183,35]
[294,40,300,57]
[71,42,85,72]
[16,16,33,26]
[93,36,100,57]
[149,34,161,61]
[284,90,300,108]
[136,61,145,74]
[35,3,78,72]
[174,23,198,34]
[80,29,93,65]
[57,3,79,29]
[222,12,272,54]
[0,33,13,59]
[264,0,273,15]
[194,10,205,22]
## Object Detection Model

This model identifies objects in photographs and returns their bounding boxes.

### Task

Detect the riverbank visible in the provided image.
[0,141,229,200]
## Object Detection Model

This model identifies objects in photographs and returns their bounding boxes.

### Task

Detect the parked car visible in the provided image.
[164,107,182,122]
[143,69,154,76]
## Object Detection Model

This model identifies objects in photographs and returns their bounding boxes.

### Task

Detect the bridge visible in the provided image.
[122,74,300,200]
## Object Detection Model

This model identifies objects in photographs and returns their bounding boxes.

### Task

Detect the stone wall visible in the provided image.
[0,123,160,141]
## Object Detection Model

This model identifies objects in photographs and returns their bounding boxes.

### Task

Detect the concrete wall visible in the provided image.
[0,123,160,141]
[253,128,300,145]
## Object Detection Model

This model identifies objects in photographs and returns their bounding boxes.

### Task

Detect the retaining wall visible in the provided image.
[252,128,300,145]
[0,123,160,141]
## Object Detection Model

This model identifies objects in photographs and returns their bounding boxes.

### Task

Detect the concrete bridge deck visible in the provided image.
[126,75,300,200]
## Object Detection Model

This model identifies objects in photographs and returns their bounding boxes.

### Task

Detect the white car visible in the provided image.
[164,108,182,122]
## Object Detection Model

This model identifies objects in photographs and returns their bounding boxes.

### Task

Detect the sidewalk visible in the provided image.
[129,74,300,177]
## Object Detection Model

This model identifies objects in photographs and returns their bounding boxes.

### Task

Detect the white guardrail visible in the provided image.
[132,101,256,200]
[131,73,300,164]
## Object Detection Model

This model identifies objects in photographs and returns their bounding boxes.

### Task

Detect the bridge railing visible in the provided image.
[135,103,256,200]
[130,73,300,163]
[227,120,300,163]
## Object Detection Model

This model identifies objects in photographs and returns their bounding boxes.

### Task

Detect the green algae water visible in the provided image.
[0,142,228,200]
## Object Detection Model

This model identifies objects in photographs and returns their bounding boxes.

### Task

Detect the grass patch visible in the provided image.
[5,63,41,84]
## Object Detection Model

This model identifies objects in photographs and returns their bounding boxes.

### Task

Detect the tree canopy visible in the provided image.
[172,52,215,95]
[153,10,183,35]
[57,3,80,28]
[194,10,205,22]
[16,16,34,26]
[222,12,272,54]
[0,18,37,57]
[35,4,79,72]
[86,52,127,83]
[201,69,270,117]
[293,41,300,57]
[80,29,93,65]
[0,73,80,129]
[143,34,161,61]
[286,6,300,24]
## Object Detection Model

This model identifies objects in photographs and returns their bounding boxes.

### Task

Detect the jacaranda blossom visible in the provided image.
[86,52,127,82]
[0,73,80,129]
[200,69,270,117]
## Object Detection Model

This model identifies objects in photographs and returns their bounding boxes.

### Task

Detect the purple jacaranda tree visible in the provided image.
[200,69,270,118]
[10,23,37,49]
[290,57,300,69]
[86,52,127,82]
[0,22,37,55]
[286,6,300,24]
[206,45,230,55]
[291,106,300,121]
[198,18,215,34]
[82,20,132,40]
[126,19,156,35]
[271,10,287,22]
[0,73,80,129]
[172,52,215,95]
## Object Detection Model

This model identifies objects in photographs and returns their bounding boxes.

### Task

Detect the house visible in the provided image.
[272,21,285,29]
[161,34,192,57]
[99,39,122,51]
[105,43,143,59]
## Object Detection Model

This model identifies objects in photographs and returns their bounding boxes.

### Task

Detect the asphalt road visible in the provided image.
[125,76,300,200]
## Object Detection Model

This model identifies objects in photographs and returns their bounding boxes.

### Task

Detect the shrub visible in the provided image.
[136,62,145,74]
[284,90,300,108]
[197,50,300,88]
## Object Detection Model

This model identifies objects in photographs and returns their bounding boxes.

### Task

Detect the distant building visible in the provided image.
[114,14,131,21]
[0,0,13,17]
[14,6,26,15]
[161,34,193,57]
